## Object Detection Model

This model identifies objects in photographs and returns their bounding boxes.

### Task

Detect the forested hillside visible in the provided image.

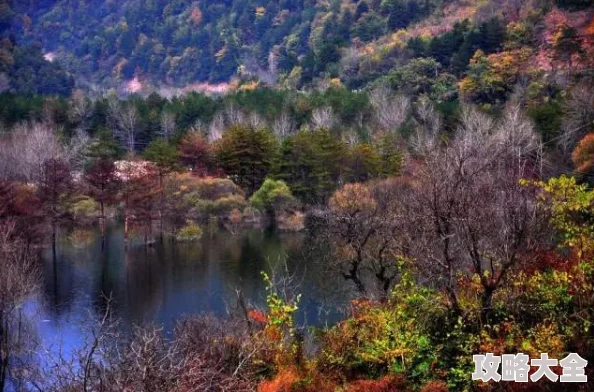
[4,0,593,94]
[3,1,594,390]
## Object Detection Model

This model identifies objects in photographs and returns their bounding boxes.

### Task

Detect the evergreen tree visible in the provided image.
[216,125,278,195]
[276,129,345,204]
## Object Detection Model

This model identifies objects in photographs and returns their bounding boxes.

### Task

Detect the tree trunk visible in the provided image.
[343,259,366,295]
[446,286,460,315]
[51,222,57,260]
[99,201,106,241]
[0,319,7,392]
[159,173,164,241]
[481,286,495,325]
[124,213,129,247]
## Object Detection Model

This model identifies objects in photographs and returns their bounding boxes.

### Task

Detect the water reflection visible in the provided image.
[37,225,352,348]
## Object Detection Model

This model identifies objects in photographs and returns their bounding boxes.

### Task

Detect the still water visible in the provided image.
[34,226,351,351]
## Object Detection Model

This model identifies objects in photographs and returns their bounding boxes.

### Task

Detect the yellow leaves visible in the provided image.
[469,49,486,65]
[388,30,408,49]
[572,133,594,173]
[487,47,534,78]
[527,323,565,358]
[329,78,342,88]
[329,183,377,215]
[458,76,478,95]
[534,176,594,257]
[239,80,260,91]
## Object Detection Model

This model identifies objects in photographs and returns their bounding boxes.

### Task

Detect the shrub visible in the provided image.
[277,211,305,232]
[250,178,296,214]
[70,196,99,222]
[175,222,203,241]
[257,368,300,392]
[213,195,248,215]
[345,375,407,392]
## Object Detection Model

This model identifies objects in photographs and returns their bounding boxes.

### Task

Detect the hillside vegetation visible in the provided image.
[2,1,594,391]
[2,0,593,95]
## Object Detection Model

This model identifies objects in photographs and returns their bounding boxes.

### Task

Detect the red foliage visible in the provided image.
[179,132,213,176]
[0,180,44,243]
[247,309,268,324]
[524,250,574,275]
[258,368,300,392]
[345,375,407,392]
[420,381,448,392]
[84,159,120,208]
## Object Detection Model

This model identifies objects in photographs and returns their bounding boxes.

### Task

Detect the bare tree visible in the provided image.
[208,112,226,142]
[559,84,594,153]
[400,105,547,321]
[411,96,441,153]
[273,111,295,138]
[369,85,411,133]
[108,98,139,155]
[0,121,64,183]
[342,128,360,146]
[0,222,40,392]
[159,112,177,141]
[68,89,93,132]
[35,310,258,391]
[67,129,91,173]
[224,104,246,127]
[311,106,336,130]
[339,47,362,80]
[247,112,266,130]
[265,50,279,86]
[323,181,410,299]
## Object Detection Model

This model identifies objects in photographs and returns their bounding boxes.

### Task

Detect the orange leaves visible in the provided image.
[345,375,406,392]
[460,48,535,102]
[572,133,594,173]
[258,368,300,392]
[329,183,376,215]
[257,368,339,392]
[486,47,534,80]
[247,309,268,325]
[419,381,448,392]
[257,366,408,392]
[586,17,594,36]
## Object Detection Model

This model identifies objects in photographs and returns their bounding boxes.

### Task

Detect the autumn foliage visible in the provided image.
[572,133,594,173]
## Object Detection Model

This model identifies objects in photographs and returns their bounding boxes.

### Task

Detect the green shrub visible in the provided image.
[70,196,99,220]
[250,178,295,213]
[175,223,203,241]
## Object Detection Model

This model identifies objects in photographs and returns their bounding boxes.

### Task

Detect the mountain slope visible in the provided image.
[5,0,594,95]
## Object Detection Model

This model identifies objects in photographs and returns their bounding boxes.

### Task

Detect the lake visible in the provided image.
[33,225,352,353]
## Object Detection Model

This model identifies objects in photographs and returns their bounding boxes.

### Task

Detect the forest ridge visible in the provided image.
[1,0,593,95]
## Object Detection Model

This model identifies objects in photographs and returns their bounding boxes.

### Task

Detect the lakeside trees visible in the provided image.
[0,0,593,388]
[0,94,592,390]
[0,80,593,392]
[83,159,120,239]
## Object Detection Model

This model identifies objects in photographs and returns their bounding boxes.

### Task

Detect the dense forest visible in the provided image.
[1,0,594,391]
[1,0,592,93]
